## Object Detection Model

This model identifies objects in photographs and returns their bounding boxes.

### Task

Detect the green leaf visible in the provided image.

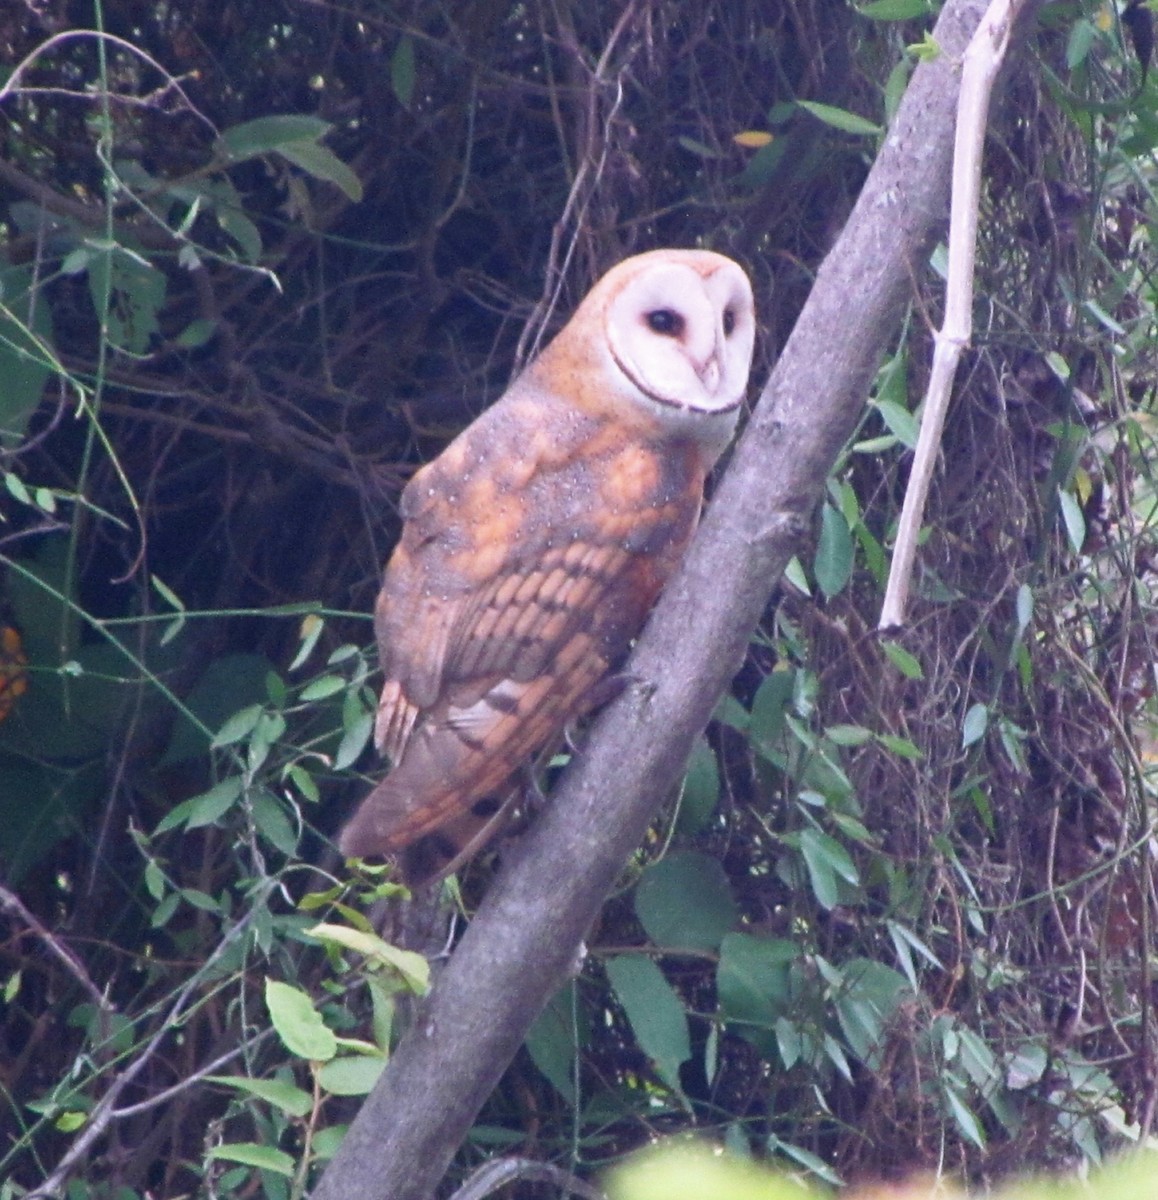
[944,1083,986,1148]
[307,923,430,993]
[1016,584,1033,634]
[277,140,364,203]
[834,959,910,1068]
[873,398,919,449]
[525,984,581,1103]
[175,317,217,348]
[213,703,263,748]
[858,0,931,18]
[676,737,719,835]
[250,789,299,856]
[634,852,738,953]
[1066,19,1097,70]
[0,261,57,446]
[767,1135,844,1186]
[391,36,416,108]
[798,828,858,909]
[207,1143,295,1177]
[1058,487,1086,554]
[207,1075,312,1118]
[265,978,336,1061]
[335,703,373,770]
[87,245,166,354]
[1006,1040,1048,1090]
[881,639,924,680]
[677,135,720,159]
[783,554,810,594]
[154,776,243,834]
[605,955,690,1097]
[826,723,873,746]
[876,733,923,760]
[798,100,881,136]
[300,674,347,701]
[317,1054,386,1096]
[749,670,794,753]
[216,207,263,263]
[962,702,988,748]
[814,504,853,598]
[716,934,795,1031]
[217,114,331,160]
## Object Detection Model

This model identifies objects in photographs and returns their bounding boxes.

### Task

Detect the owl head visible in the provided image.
[532,249,756,464]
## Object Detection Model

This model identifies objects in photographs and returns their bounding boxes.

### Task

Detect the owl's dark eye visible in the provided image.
[723,307,736,337]
[646,308,685,337]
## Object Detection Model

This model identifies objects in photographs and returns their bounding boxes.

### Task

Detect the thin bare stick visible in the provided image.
[25,908,260,1200]
[879,0,1028,630]
[0,885,112,1013]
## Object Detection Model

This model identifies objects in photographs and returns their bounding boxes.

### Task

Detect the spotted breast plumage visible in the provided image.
[339,248,756,884]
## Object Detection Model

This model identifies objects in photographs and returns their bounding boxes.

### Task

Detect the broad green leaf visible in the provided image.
[213,703,263,748]
[944,1083,986,1148]
[834,959,909,1068]
[162,653,274,764]
[678,135,720,158]
[317,1054,386,1096]
[873,398,919,449]
[858,0,931,18]
[675,737,719,835]
[634,852,737,953]
[207,1075,312,1118]
[716,934,795,1030]
[216,207,263,263]
[307,923,430,993]
[207,1143,295,1177]
[175,317,217,348]
[154,776,242,834]
[1016,584,1033,634]
[605,955,690,1097]
[250,788,298,856]
[291,612,326,671]
[814,504,853,598]
[1007,1040,1048,1090]
[767,1135,843,1186]
[798,828,858,909]
[1066,19,1096,69]
[962,703,988,748]
[749,669,794,753]
[525,984,580,1103]
[826,724,873,746]
[1058,488,1086,554]
[881,640,924,679]
[798,100,881,136]
[265,978,336,1061]
[335,700,373,770]
[218,114,331,160]
[299,675,346,701]
[391,36,416,108]
[277,140,364,203]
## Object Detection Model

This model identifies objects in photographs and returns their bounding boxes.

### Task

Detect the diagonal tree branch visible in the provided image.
[312,3,1041,1197]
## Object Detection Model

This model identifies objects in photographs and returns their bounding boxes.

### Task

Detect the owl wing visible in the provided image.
[338,393,704,879]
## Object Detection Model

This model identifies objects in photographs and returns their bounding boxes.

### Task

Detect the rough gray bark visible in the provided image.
[311,2,1033,1196]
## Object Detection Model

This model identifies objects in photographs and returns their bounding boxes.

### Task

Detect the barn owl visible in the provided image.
[340,249,755,885]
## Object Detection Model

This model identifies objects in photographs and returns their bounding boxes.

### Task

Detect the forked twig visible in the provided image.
[879,0,1029,629]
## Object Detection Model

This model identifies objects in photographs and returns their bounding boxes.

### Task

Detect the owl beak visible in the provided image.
[697,351,722,394]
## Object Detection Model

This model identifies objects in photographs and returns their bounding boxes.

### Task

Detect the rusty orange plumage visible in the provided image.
[339,249,755,884]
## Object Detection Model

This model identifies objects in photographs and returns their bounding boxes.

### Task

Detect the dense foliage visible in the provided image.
[2,1,1157,1196]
